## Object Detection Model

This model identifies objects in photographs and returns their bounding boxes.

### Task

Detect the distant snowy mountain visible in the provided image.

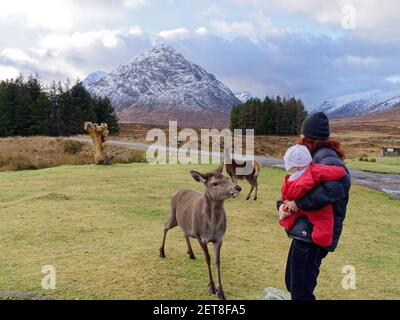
[84,44,240,113]
[83,71,108,87]
[235,91,253,103]
[318,89,400,118]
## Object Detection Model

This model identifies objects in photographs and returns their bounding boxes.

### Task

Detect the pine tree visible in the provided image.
[230,105,240,130]
[230,95,307,136]
[295,99,307,134]
[13,75,34,136]
[47,81,62,136]
[94,97,120,134]
[0,81,11,137]
[68,81,96,134]
[28,75,51,135]
[0,80,18,136]
[0,75,120,137]
[261,96,274,134]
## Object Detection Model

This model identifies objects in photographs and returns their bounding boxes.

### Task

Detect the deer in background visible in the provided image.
[159,165,242,300]
[223,148,262,201]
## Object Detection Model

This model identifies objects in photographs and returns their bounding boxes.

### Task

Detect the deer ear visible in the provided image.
[190,171,207,183]
[216,164,224,174]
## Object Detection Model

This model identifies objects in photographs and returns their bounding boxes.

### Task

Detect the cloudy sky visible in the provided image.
[0,0,399,108]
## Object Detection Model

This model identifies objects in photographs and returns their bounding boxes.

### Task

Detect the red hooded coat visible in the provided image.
[280,163,346,247]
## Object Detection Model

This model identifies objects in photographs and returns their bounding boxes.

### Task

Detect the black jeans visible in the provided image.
[285,239,329,300]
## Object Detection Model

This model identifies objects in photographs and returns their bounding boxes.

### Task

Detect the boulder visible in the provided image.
[260,287,291,300]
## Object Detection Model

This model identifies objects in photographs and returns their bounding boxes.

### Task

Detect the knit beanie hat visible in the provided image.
[301,112,330,140]
[284,144,313,171]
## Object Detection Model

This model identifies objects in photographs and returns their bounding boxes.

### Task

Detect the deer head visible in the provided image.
[190,166,242,201]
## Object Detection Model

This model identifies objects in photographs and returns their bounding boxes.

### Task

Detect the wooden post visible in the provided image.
[84,122,112,165]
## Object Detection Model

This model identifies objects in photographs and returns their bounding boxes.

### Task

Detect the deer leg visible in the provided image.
[254,180,258,201]
[185,236,196,260]
[246,184,255,201]
[159,228,168,258]
[160,214,177,258]
[213,240,226,300]
[197,238,216,295]
[245,176,256,200]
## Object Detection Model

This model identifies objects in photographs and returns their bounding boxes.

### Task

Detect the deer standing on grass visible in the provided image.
[223,149,262,201]
[159,165,242,300]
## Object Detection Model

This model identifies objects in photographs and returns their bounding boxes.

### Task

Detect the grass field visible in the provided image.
[345,157,400,174]
[0,163,399,300]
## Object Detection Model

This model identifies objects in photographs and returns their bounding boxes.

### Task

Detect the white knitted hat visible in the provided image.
[284,144,312,171]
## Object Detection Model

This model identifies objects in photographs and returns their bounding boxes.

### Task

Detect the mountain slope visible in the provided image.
[84,44,241,115]
[331,105,400,134]
[318,89,400,118]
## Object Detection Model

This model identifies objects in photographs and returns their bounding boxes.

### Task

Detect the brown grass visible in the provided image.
[0,137,146,172]
[331,107,400,135]
[117,123,297,158]
[117,108,400,159]
[4,107,398,172]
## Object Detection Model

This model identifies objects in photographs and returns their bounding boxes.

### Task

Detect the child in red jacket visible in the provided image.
[279,145,346,247]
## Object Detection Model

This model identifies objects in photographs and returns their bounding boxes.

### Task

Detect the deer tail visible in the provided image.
[253,160,262,177]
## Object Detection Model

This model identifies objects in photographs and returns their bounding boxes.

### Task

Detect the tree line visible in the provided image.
[230,96,308,136]
[0,75,119,137]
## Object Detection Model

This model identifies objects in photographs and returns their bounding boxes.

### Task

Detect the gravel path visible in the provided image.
[71,138,400,195]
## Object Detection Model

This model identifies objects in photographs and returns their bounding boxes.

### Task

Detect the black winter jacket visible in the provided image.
[277,146,351,252]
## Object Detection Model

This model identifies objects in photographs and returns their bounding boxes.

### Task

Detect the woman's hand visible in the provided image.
[286,201,299,213]
[279,204,292,220]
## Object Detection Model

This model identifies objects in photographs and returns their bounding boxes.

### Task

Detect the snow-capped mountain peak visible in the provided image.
[235,91,253,103]
[82,71,108,87]
[84,44,241,112]
[317,88,400,118]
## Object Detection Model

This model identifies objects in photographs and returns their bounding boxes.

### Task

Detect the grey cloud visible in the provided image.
[2,28,400,108]
[170,33,400,107]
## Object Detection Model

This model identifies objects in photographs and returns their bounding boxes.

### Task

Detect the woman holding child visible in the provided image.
[277,112,351,300]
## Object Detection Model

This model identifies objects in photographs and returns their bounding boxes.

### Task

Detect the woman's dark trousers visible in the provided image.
[285,239,329,300]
